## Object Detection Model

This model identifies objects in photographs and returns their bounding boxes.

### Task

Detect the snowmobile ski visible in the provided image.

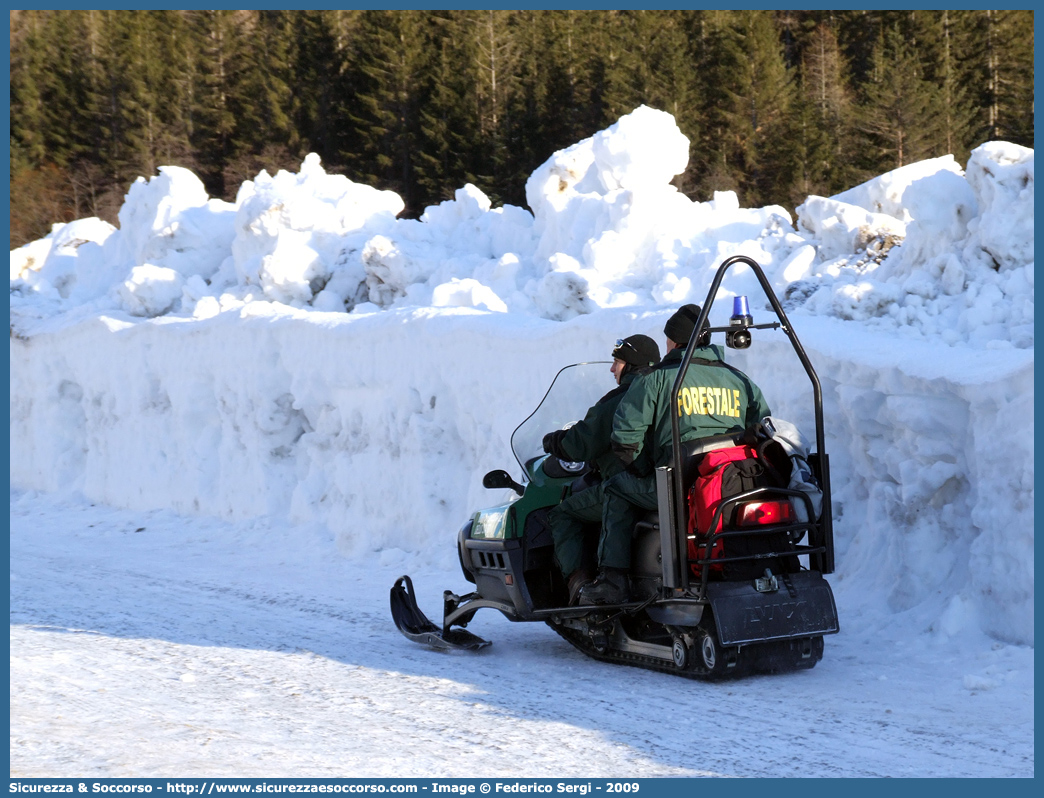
[390,575,491,651]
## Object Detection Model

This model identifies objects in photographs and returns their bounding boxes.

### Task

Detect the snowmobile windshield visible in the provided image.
[510,362,614,474]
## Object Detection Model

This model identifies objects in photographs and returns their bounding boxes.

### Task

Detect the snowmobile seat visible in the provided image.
[679,432,744,492]
[633,510,659,539]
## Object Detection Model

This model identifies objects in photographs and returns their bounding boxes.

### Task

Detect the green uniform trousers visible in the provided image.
[597,470,659,570]
[548,482,605,577]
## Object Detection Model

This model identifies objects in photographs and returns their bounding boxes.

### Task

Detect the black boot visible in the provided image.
[566,568,594,606]
[578,568,630,605]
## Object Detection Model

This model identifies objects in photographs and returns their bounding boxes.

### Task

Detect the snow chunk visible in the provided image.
[796,196,906,260]
[885,170,979,274]
[117,264,185,317]
[963,141,1034,272]
[531,266,595,321]
[431,278,508,313]
[590,104,690,192]
[831,155,965,221]
[229,153,404,308]
[962,674,998,692]
[362,234,435,307]
[10,217,118,302]
[117,166,236,282]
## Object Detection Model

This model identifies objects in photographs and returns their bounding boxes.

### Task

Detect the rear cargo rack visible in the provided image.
[688,486,828,599]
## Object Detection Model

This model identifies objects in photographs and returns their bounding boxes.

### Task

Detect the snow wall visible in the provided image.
[10,106,1034,646]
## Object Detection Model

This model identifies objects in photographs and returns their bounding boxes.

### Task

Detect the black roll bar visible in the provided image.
[669,255,834,588]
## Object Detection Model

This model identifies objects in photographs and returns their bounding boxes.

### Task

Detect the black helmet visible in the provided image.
[612,334,661,368]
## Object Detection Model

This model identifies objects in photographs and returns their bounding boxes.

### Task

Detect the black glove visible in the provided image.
[543,429,568,458]
[611,441,636,466]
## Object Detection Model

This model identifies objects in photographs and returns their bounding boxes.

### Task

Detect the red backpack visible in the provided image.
[686,435,791,579]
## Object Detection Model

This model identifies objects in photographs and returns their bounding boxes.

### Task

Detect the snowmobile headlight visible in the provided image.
[472,508,508,540]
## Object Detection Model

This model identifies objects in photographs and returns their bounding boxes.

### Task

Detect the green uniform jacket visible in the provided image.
[610,345,771,475]
[546,372,643,480]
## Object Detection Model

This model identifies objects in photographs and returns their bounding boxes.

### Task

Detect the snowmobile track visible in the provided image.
[547,619,819,681]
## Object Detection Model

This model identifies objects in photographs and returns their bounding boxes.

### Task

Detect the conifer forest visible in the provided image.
[9,9,1035,249]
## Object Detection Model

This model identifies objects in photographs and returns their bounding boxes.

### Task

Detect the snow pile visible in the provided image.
[116,164,238,284]
[13,104,1033,349]
[796,144,1034,348]
[9,106,1034,647]
[225,152,404,310]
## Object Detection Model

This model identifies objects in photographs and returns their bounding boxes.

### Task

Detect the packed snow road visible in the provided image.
[9,489,1033,778]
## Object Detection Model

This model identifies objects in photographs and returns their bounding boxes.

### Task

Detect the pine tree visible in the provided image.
[109,11,197,179]
[36,11,100,167]
[967,10,1034,147]
[289,10,362,167]
[896,11,975,160]
[696,11,798,206]
[10,11,50,169]
[415,12,480,205]
[600,10,655,119]
[834,10,890,88]
[854,25,948,173]
[934,10,976,158]
[517,10,605,160]
[188,9,246,196]
[150,11,198,169]
[793,20,859,198]
[220,10,302,190]
[602,11,700,136]
[344,10,434,215]
[250,11,297,149]
[10,13,84,242]
[499,10,573,208]
[465,9,523,202]
[688,10,746,198]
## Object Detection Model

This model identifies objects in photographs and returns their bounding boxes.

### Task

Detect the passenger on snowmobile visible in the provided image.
[542,334,660,605]
[580,304,772,605]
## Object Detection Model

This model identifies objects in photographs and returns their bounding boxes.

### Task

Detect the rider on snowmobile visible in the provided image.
[542,334,660,604]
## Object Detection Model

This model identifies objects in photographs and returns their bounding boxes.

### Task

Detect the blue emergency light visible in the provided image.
[726,295,753,349]
[731,295,753,325]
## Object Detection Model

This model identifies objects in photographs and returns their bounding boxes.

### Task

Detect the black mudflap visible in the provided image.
[390,575,491,652]
[706,570,839,646]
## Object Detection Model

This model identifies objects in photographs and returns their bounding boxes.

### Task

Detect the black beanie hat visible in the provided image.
[664,304,703,346]
[612,334,661,368]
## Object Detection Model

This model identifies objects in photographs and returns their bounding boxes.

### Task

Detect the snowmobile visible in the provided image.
[391,255,839,678]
